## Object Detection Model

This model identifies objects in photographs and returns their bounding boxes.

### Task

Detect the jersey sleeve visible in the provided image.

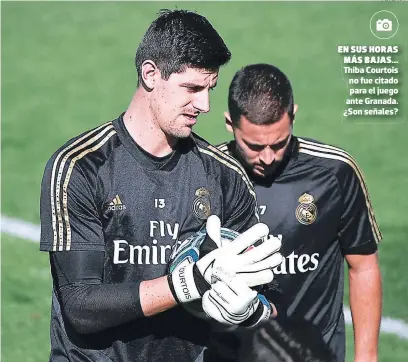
[337,160,382,255]
[40,153,104,252]
[50,251,144,334]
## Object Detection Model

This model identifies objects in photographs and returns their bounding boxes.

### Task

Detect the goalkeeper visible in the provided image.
[39,10,283,362]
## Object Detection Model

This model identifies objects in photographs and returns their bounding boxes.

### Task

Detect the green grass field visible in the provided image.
[2,2,408,361]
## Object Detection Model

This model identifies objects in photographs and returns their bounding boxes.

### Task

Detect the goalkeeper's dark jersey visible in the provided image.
[40,114,259,362]
[218,136,382,361]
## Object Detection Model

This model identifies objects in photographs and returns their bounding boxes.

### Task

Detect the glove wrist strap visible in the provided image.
[169,262,201,304]
[241,295,272,328]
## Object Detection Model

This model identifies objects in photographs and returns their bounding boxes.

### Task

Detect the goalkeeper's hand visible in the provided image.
[167,215,273,304]
[202,266,274,327]
[210,231,282,288]
[199,215,283,288]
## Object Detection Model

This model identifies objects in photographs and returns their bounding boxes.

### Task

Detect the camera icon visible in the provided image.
[376,19,392,32]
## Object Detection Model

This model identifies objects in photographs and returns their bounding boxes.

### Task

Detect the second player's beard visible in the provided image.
[258,161,282,177]
[233,143,286,183]
[233,143,262,179]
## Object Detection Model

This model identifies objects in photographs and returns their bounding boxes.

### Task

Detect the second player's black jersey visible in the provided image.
[40,114,259,362]
[218,136,381,360]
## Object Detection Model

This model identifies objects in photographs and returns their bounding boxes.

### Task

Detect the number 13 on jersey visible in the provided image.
[154,199,165,209]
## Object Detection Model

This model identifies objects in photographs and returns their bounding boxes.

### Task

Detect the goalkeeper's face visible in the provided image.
[150,67,218,140]
[230,113,293,179]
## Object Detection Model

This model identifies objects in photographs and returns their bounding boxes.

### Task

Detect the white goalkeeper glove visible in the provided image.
[202,267,273,327]
[167,215,274,304]
[210,231,282,288]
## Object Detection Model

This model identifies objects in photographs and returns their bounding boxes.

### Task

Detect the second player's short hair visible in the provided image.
[228,64,294,127]
[135,9,231,84]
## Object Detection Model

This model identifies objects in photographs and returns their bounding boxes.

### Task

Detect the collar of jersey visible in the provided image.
[114,113,185,172]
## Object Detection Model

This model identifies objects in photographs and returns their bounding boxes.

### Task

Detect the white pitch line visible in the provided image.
[1,214,408,341]
[1,214,41,242]
[344,307,408,340]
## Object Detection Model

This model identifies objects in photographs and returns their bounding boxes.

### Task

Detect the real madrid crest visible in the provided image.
[193,187,211,220]
[295,193,317,225]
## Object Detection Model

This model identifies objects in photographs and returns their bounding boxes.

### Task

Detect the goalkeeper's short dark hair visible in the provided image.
[228,64,295,128]
[135,9,231,85]
[238,317,337,362]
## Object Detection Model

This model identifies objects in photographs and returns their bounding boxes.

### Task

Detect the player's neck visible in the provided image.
[123,90,177,157]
